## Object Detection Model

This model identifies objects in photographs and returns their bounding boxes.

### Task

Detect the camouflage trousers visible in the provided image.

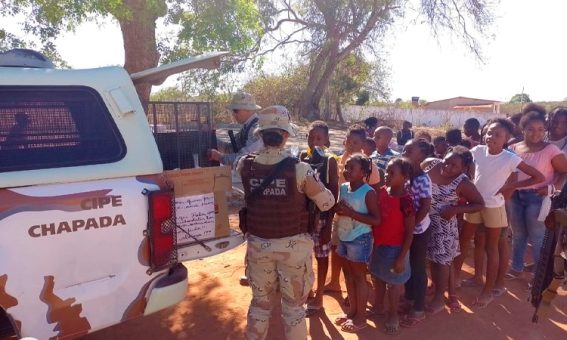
[245,233,314,340]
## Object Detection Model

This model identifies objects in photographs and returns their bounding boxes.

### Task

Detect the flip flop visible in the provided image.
[341,320,368,333]
[472,295,494,309]
[504,271,522,280]
[491,287,507,297]
[334,314,349,326]
[446,295,461,312]
[460,278,482,288]
[365,307,387,318]
[425,303,445,315]
[400,313,426,328]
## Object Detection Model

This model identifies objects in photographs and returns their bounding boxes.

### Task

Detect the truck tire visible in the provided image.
[0,309,16,339]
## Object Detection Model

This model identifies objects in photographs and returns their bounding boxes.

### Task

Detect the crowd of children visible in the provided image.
[299,103,567,334]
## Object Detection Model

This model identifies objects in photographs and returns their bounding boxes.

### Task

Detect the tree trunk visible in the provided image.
[322,88,331,120]
[118,0,164,106]
[299,57,340,121]
[299,54,341,120]
[299,49,328,120]
[312,57,338,104]
[336,97,345,124]
[299,82,320,120]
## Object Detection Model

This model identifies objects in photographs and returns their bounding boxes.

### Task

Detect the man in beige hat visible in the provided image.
[207,91,263,167]
[237,105,335,340]
[208,91,262,287]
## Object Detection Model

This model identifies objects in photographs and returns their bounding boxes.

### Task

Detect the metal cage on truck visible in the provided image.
[145,101,219,170]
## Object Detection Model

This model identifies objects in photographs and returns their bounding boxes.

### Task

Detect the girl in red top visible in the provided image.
[368,157,415,335]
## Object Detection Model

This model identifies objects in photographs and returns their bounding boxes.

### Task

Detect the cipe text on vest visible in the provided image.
[249,177,288,196]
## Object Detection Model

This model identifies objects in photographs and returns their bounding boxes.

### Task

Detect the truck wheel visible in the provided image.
[0,309,16,338]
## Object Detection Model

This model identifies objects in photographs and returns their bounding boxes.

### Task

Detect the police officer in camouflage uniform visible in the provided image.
[208,91,263,167]
[237,106,335,340]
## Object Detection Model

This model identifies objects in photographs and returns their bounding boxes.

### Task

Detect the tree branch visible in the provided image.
[450,0,481,59]
[254,26,311,58]
[337,2,395,60]
[266,18,308,32]
[312,0,335,28]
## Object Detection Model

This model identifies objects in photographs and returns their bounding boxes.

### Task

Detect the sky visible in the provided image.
[6,0,567,103]
[382,0,567,103]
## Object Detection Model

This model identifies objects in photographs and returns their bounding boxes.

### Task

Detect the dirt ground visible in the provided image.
[85,230,566,340]
[84,125,567,339]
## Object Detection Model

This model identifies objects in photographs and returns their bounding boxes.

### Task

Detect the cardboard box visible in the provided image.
[164,166,232,244]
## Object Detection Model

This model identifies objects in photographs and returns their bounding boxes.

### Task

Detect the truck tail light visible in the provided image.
[147,190,177,272]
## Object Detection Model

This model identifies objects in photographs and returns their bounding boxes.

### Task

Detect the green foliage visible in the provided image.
[243,64,309,113]
[332,54,372,104]
[500,101,567,115]
[254,0,493,118]
[355,90,370,106]
[1,0,495,105]
[0,29,26,50]
[1,0,262,81]
[161,0,264,95]
[394,100,415,109]
[252,0,400,118]
[509,93,532,104]
[366,100,392,107]
[241,53,379,117]
[150,86,192,101]
[0,0,127,65]
[171,0,262,56]
[260,0,403,52]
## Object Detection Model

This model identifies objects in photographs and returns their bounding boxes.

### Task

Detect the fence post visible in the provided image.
[174,103,181,169]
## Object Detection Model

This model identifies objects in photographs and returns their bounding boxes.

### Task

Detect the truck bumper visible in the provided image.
[177,229,245,262]
[144,263,188,315]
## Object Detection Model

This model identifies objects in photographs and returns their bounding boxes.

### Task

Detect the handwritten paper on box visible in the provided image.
[175,193,216,242]
[164,166,232,243]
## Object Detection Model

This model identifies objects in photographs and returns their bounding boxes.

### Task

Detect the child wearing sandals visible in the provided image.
[334,154,381,333]
[368,157,415,335]
[453,119,544,308]
[299,121,339,316]
[422,146,485,314]
[400,139,433,327]
[326,126,381,296]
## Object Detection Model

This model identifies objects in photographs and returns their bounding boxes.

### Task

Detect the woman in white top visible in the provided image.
[455,118,544,308]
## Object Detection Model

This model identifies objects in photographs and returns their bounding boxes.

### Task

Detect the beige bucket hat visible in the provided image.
[226,91,261,111]
[254,105,297,136]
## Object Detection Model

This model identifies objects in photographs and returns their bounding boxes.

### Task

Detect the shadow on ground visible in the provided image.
[84,245,566,340]
[84,270,246,340]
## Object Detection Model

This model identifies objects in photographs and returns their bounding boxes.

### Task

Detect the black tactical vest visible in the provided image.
[241,155,309,239]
